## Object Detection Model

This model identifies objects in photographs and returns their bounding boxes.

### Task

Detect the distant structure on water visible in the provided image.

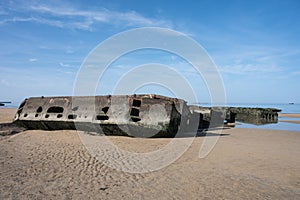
[0,101,11,106]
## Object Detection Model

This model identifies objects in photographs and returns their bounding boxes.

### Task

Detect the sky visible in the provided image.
[0,0,300,106]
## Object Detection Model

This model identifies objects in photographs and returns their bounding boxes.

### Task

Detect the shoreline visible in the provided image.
[279,113,300,118]
[279,120,300,124]
[278,113,300,125]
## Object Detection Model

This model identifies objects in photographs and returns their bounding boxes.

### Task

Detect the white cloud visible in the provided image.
[0,3,172,30]
[0,16,64,28]
[29,5,169,27]
[219,64,283,75]
[211,45,293,76]
[66,49,74,54]
[56,68,74,75]
[29,58,37,62]
[59,62,70,67]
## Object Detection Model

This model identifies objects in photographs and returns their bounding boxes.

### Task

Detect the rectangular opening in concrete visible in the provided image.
[68,114,77,120]
[47,106,64,113]
[130,107,141,122]
[102,106,109,114]
[96,115,109,121]
[132,99,141,107]
[131,117,141,122]
[130,108,140,116]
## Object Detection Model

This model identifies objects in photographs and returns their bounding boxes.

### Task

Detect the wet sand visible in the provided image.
[0,108,299,199]
[280,120,300,124]
[279,113,300,118]
[279,113,300,124]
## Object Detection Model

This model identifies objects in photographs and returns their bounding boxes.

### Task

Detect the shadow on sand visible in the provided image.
[0,122,25,136]
[1,122,231,138]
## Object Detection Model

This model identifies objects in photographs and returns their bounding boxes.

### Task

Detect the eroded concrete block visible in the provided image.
[13,94,193,137]
[13,94,282,137]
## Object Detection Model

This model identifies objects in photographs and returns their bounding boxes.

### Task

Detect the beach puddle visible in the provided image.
[237,120,300,132]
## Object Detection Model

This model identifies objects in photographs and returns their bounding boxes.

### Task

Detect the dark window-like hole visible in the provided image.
[57,114,63,118]
[45,114,49,118]
[36,106,43,113]
[68,114,77,120]
[102,106,109,114]
[131,117,141,122]
[17,99,27,114]
[24,113,28,117]
[18,101,26,109]
[72,106,79,111]
[96,115,109,120]
[132,99,141,107]
[35,114,38,117]
[17,108,23,115]
[47,106,64,113]
[130,108,139,116]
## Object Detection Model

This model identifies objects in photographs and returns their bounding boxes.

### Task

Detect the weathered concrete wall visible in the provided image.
[190,106,280,126]
[188,106,236,128]
[226,107,280,125]
[13,94,189,137]
[13,94,282,137]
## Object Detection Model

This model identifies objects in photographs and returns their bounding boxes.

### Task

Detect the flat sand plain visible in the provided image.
[0,108,299,199]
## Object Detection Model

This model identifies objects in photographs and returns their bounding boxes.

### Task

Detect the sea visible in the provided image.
[3,103,300,132]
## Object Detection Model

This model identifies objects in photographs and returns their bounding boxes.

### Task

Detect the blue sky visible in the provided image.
[0,0,299,105]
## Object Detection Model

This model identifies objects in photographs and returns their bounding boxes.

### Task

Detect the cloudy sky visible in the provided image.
[1,0,299,105]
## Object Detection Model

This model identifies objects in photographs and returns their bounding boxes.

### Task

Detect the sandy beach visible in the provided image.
[0,108,299,199]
